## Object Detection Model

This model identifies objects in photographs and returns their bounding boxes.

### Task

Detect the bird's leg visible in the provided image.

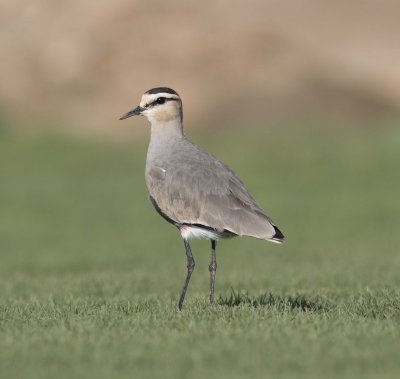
[178,238,195,310]
[209,240,217,304]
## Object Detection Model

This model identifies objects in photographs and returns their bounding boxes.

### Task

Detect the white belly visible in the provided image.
[180,225,234,240]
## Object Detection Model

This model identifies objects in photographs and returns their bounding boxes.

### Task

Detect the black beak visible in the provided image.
[119,106,144,120]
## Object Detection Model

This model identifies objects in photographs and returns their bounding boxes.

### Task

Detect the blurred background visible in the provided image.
[1,0,400,302]
[1,2,400,378]
[1,0,400,132]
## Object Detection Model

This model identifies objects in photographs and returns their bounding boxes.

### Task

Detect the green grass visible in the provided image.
[0,119,400,379]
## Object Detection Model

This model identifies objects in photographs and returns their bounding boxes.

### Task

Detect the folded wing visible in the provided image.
[147,146,283,242]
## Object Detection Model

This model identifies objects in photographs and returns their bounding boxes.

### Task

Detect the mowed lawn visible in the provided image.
[0,119,399,379]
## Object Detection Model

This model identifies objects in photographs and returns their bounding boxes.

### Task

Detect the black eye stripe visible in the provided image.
[146,97,178,108]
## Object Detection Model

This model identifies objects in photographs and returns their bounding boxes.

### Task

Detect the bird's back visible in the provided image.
[146,137,283,242]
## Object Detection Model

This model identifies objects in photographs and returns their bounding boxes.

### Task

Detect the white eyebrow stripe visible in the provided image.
[144,93,179,102]
[140,93,181,108]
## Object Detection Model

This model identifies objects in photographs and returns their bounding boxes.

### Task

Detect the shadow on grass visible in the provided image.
[218,290,331,312]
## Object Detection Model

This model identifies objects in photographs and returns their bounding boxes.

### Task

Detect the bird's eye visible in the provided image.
[156,97,166,104]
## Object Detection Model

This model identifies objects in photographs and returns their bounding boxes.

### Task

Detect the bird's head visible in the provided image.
[119,87,182,124]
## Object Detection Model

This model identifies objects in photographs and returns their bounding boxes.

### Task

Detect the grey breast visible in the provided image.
[146,138,277,240]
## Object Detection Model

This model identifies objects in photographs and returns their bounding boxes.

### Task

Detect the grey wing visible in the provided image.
[147,151,282,241]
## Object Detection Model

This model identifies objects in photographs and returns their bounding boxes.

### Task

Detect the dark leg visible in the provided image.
[178,238,195,310]
[209,240,217,304]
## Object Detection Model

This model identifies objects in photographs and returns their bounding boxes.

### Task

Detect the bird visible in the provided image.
[119,87,284,309]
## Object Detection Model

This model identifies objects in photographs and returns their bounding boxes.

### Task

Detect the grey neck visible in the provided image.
[146,118,185,166]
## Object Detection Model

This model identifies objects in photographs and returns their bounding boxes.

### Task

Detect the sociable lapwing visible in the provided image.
[120,87,284,309]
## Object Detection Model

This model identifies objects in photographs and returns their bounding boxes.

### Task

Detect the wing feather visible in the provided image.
[146,144,280,241]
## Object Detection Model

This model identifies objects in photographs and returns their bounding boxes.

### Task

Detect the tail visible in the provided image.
[270,225,285,244]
